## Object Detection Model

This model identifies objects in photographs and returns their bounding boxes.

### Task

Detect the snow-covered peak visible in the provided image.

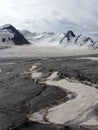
[66,31,76,41]
[0,24,30,45]
[59,31,94,48]
[20,29,94,48]
[0,24,15,31]
[19,29,96,48]
[75,35,94,46]
[0,24,12,29]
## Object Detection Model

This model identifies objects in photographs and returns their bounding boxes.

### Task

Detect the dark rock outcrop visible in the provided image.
[66,31,76,41]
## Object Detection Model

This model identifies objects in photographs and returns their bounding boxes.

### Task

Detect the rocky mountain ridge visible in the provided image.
[0,24,30,46]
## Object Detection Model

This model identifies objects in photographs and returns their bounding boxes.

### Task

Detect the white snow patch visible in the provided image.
[29,67,98,125]
[47,71,59,80]
[45,79,98,125]
[29,65,37,71]
[29,109,49,124]
[31,72,42,79]
[30,64,42,79]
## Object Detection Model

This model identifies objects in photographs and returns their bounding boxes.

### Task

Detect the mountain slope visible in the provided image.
[21,30,95,48]
[0,24,30,45]
[20,30,65,46]
[59,31,94,48]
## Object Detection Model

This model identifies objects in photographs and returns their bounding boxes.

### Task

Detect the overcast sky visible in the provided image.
[0,0,98,33]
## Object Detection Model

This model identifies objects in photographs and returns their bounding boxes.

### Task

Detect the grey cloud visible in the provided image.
[0,0,98,33]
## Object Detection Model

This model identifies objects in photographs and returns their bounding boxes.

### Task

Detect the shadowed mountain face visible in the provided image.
[0,24,30,45]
